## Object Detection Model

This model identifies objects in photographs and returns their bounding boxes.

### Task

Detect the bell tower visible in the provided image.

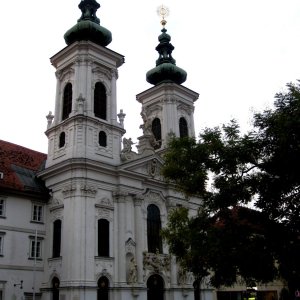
[137,6,199,152]
[45,0,125,168]
[40,1,125,299]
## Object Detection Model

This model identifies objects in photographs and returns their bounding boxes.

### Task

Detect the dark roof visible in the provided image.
[0,140,48,199]
[146,28,187,86]
[64,0,112,47]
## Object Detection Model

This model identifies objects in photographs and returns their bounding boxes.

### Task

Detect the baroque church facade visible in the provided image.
[0,1,284,300]
[0,0,204,299]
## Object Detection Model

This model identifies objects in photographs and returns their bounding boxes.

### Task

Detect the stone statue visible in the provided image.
[128,257,138,284]
[122,138,134,153]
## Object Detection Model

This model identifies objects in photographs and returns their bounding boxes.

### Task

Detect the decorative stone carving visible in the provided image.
[177,265,194,285]
[177,103,194,115]
[48,194,63,213]
[50,208,63,222]
[125,238,136,254]
[62,184,76,198]
[92,67,112,81]
[178,265,187,285]
[148,159,159,177]
[76,94,86,114]
[147,104,162,114]
[80,184,97,197]
[97,268,114,286]
[111,69,119,79]
[143,252,170,273]
[98,197,113,208]
[144,191,163,207]
[162,95,176,104]
[113,191,128,203]
[57,68,74,82]
[96,208,111,220]
[133,194,143,207]
[48,258,62,277]
[94,260,113,276]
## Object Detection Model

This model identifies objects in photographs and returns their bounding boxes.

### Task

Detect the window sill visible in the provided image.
[95,256,114,261]
[30,220,44,224]
[48,256,62,262]
[28,257,43,261]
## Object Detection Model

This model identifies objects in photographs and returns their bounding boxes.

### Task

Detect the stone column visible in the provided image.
[110,69,118,125]
[133,195,144,283]
[114,192,127,284]
[73,59,81,113]
[86,58,92,114]
[162,95,177,147]
[53,71,62,126]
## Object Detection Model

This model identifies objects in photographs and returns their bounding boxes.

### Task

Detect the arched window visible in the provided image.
[99,131,107,147]
[179,117,188,137]
[53,219,61,258]
[147,204,162,253]
[152,118,162,149]
[62,83,72,120]
[52,277,60,300]
[59,132,65,148]
[97,276,109,300]
[98,219,109,257]
[147,274,164,300]
[94,82,107,120]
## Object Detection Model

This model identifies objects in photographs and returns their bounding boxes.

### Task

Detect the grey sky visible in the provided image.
[1,0,300,152]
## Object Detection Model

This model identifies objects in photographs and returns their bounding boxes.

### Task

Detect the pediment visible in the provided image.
[119,154,164,180]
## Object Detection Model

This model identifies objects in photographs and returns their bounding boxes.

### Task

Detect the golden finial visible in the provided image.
[157,5,170,28]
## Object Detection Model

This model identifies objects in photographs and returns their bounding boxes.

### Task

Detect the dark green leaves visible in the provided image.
[162,81,300,292]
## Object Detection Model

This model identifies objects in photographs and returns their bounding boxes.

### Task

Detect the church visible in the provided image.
[0,0,283,300]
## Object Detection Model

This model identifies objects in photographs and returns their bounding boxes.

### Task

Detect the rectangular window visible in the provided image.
[0,235,3,256]
[98,219,109,257]
[0,199,5,217]
[0,281,5,300]
[32,204,43,222]
[29,239,42,259]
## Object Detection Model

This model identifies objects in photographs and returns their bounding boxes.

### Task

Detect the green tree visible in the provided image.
[161,81,300,296]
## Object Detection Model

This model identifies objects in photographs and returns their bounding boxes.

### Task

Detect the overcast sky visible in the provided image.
[1,0,300,153]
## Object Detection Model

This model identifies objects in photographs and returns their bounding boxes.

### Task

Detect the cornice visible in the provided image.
[51,40,124,69]
[136,82,199,103]
[45,114,126,136]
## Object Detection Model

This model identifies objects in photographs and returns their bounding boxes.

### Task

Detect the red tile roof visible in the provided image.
[0,140,48,196]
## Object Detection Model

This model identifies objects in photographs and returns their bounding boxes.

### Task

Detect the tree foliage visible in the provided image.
[161,81,300,294]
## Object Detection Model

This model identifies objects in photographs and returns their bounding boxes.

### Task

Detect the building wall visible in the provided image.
[0,193,46,299]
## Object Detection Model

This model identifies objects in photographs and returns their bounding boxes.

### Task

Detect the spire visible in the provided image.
[64,0,112,47]
[146,5,187,86]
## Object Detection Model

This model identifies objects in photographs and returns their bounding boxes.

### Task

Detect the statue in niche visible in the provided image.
[128,257,138,284]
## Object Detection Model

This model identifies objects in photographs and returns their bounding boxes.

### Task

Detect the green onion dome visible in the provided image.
[64,0,112,47]
[146,28,187,85]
